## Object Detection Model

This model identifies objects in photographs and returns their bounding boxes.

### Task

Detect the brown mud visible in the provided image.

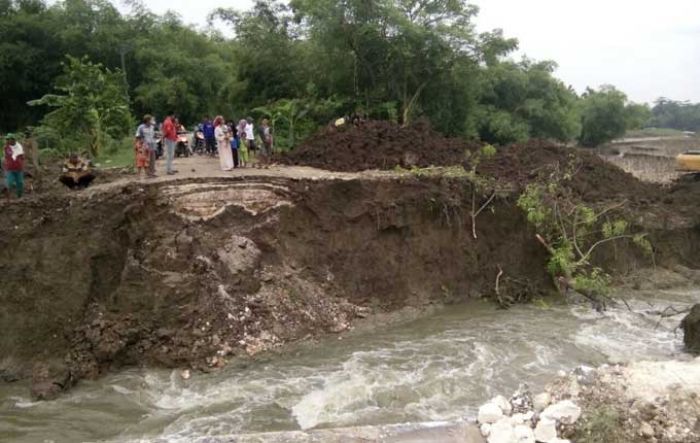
[1,175,551,396]
[277,119,481,172]
[3,136,700,399]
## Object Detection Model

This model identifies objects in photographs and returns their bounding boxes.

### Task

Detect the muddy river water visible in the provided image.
[1,289,696,443]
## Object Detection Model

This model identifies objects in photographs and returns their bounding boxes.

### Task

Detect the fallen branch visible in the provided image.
[471,190,497,239]
[495,265,504,296]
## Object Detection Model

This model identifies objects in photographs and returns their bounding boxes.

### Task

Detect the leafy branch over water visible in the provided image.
[517,158,653,307]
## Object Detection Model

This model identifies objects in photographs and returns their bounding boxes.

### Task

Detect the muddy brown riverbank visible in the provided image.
[2,161,700,399]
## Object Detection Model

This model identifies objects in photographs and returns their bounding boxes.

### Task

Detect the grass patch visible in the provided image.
[575,406,625,443]
[95,136,134,169]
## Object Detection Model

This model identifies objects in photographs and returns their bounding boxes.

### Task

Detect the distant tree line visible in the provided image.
[649,99,700,132]
[0,0,690,154]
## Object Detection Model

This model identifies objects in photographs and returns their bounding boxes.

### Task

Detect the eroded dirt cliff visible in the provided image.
[1,169,699,398]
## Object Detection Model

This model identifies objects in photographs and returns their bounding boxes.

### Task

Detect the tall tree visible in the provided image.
[578,85,628,147]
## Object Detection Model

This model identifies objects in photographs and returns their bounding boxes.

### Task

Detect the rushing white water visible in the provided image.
[0,289,696,443]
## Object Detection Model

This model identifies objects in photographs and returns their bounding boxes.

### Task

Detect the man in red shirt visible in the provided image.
[3,133,25,200]
[161,112,178,175]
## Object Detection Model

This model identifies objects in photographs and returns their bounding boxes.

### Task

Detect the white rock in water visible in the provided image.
[488,418,515,443]
[481,423,492,437]
[180,369,191,380]
[534,417,558,443]
[513,424,535,443]
[533,392,552,411]
[478,402,504,424]
[491,395,513,415]
[541,400,582,424]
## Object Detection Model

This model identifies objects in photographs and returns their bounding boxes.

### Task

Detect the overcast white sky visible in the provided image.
[114,0,700,104]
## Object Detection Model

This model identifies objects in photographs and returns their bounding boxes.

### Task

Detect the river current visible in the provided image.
[1,289,696,443]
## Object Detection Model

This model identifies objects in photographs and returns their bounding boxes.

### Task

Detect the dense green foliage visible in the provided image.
[28,56,132,156]
[578,86,629,147]
[0,0,686,152]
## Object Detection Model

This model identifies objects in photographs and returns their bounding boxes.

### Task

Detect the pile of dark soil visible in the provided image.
[276,119,481,172]
[277,120,655,203]
[479,140,656,201]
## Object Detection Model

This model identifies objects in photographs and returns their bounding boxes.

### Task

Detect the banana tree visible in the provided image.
[253,99,310,150]
[28,56,132,157]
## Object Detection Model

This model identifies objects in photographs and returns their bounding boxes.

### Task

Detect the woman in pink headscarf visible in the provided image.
[214,116,234,171]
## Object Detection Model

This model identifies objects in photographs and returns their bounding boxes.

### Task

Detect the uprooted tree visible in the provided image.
[517,159,652,308]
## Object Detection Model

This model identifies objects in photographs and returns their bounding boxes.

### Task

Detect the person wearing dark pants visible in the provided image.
[202,117,216,156]
[227,122,240,168]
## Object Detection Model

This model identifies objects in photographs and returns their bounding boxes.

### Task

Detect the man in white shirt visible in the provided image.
[245,117,256,162]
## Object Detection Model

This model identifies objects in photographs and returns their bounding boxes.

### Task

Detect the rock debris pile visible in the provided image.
[477,387,579,443]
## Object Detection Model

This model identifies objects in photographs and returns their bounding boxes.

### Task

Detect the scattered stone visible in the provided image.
[478,402,504,424]
[639,421,655,438]
[541,400,582,425]
[30,382,62,401]
[681,304,700,354]
[488,418,515,443]
[510,385,533,413]
[480,423,492,437]
[0,368,20,383]
[534,417,558,443]
[492,395,513,416]
[513,424,535,443]
[533,392,552,412]
[511,411,534,424]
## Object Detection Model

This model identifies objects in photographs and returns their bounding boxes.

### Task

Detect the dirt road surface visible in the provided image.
[88,157,394,195]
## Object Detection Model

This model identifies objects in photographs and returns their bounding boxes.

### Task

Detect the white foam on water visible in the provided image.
[573,298,690,363]
[110,384,135,395]
[6,293,697,443]
[12,397,40,409]
[291,348,427,430]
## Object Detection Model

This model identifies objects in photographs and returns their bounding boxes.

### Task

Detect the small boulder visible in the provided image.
[511,411,534,424]
[541,400,582,425]
[534,417,558,443]
[510,386,533,413]
[639,421,655,438]
[681,304,700,354]
[479,402,504,424]
[488,418,515,443]
[491,395,513,415]
[533,392,552,412]
[30,382,62,401]
[513,424,535,443]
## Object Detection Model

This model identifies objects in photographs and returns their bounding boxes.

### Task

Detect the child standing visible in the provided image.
[134,136,149,178]
[237,127,248,168]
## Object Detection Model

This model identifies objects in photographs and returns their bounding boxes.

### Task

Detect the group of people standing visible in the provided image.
[212,116,272,172]
[134,113,273,178]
